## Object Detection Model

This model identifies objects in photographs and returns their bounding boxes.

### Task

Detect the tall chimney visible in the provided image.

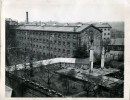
[26,12,29,24]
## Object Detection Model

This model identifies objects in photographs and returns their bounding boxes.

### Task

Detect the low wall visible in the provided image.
[6,71,63,97]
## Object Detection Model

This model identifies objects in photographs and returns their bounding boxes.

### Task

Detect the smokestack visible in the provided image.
[26,12,29,24]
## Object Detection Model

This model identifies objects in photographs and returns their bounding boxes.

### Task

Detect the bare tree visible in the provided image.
[73,44,89,58]
[38,62,56,87]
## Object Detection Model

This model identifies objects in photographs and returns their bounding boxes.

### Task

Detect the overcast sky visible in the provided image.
[4,0,125,22]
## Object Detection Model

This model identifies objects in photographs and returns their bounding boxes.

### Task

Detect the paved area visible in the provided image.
[57,67,123,89]
[57,67,119,77]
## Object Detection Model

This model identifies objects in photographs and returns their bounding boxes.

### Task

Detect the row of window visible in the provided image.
[104,33,110,35]
[19,42,75,51]
[24,48,72,54]
[18,38,76,47]
[18,35,76,42]
[21,43,76,48]
[100,28,111,31]
[16,31,77,39]
[104,37,110,40]
[106,45,124,51]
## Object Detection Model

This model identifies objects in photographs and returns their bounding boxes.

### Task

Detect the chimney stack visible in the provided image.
[26,12,29,24]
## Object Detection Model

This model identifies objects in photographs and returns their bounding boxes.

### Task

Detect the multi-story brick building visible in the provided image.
[64,22,112,41]
[94,23,112,41]
[13,24,102,59]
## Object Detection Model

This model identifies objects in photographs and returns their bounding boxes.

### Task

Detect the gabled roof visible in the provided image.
[75,24,102,33]
[111,38,124,45]
[94,23,112,28]
[15,24,102,33]
[15,25,76,32]
[76,24,90,32]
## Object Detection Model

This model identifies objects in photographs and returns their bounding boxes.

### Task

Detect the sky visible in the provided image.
[3,0,125,22]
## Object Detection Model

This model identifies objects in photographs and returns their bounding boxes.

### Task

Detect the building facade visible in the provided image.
[94,23,112,41]
[13,24,102,59]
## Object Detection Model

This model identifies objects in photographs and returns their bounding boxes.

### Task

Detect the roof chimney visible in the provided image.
[26,12,29,24]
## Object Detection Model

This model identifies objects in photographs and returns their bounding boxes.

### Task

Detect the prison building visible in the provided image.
[66,22,112,41]
[94,23,112,41]
[56,22,112,41]
[107,38,124,55]
[13,24,102,58]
